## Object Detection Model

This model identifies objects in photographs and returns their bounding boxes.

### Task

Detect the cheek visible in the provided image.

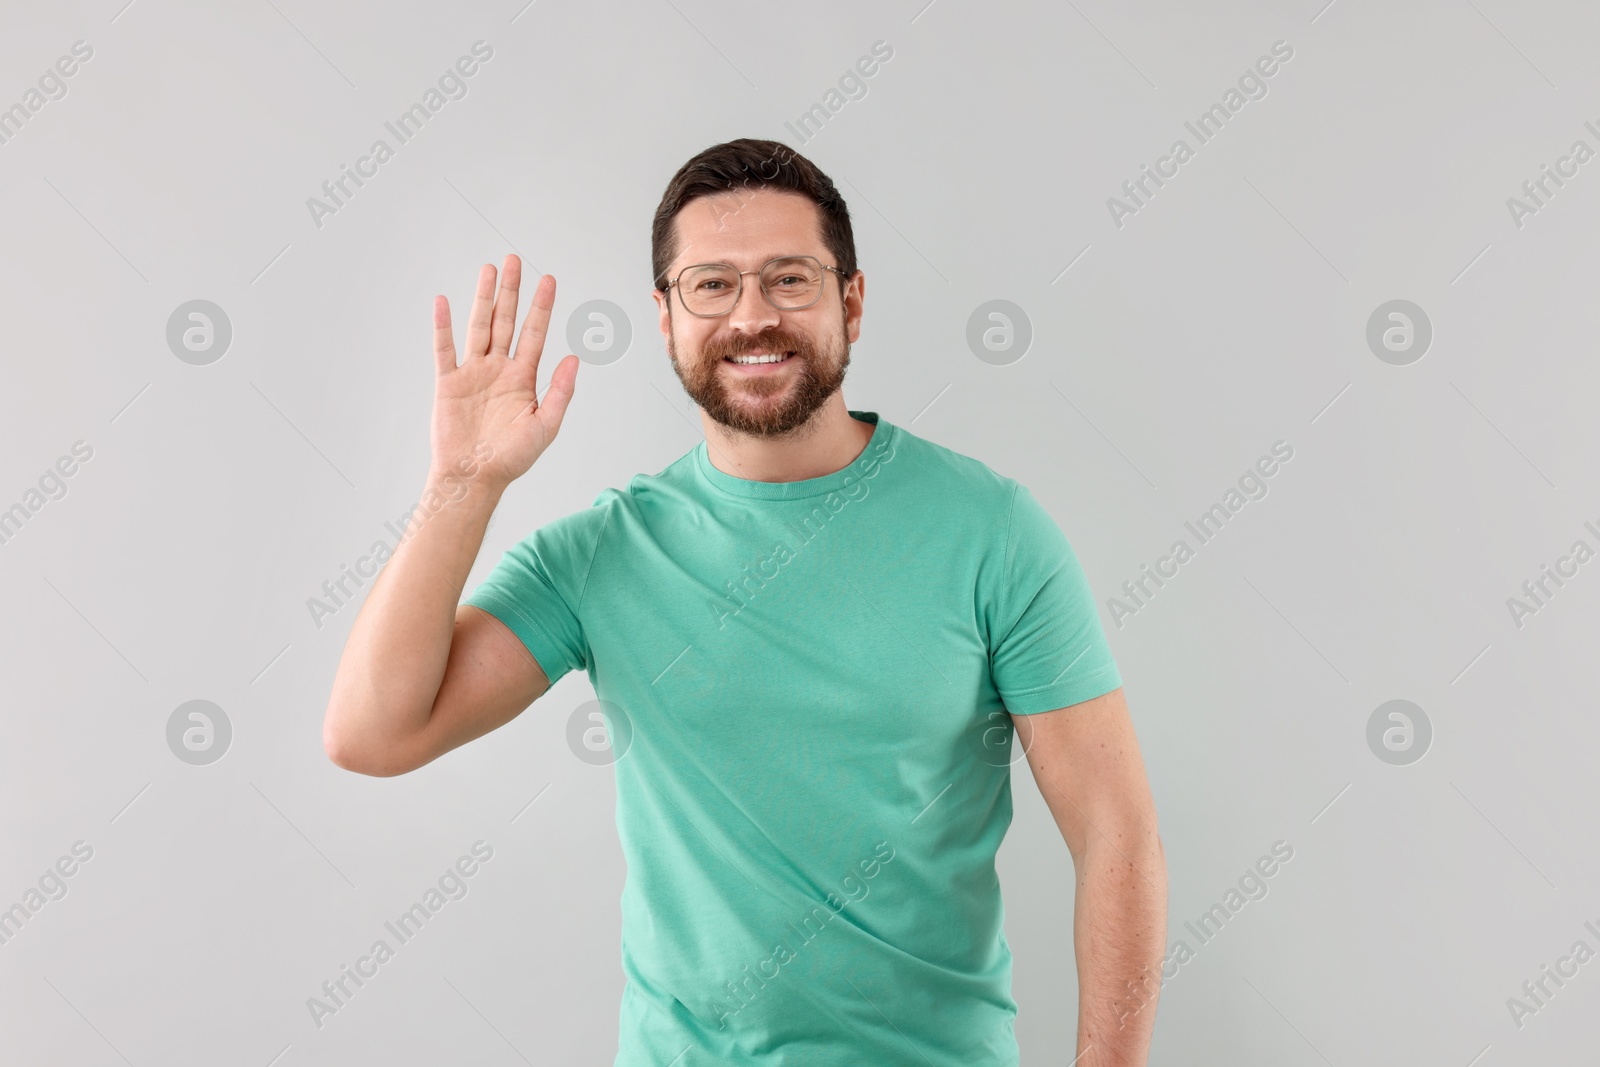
[680,324,722,360]
[817,313,848,349]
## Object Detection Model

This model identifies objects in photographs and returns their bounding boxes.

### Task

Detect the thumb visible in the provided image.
[534,354,580,438]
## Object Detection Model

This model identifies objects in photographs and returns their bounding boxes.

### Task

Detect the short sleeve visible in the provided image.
[460,501,608,687]
[990,482,1122,714]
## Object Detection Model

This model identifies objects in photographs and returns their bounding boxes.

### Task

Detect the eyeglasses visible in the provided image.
[661,254,848,317]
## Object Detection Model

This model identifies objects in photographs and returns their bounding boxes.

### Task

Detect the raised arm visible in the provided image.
[321,255,579,776]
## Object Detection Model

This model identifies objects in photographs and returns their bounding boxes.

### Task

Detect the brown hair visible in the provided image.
[650,138,857,293]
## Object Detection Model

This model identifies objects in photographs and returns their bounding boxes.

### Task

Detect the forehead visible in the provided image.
[670,187,825,268]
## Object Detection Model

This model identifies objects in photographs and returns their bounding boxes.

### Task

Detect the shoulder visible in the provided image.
[886,426,1089,579]
[600,447,701,515]
[542,447,704,546]
[883,421,1021,514]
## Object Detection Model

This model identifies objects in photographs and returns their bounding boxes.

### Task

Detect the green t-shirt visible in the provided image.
[463,410,1122,1065]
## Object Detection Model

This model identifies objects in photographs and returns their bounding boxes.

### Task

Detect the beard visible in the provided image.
[667,313,851,438]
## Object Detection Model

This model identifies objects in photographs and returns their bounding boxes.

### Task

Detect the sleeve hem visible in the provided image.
[1000,661,1122,715]
[462,589,570,685]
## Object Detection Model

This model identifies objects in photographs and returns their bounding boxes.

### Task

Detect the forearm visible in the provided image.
[323,462,502,760]
[1072,824,1167,1066]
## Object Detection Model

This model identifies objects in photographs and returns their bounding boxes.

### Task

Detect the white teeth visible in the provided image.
[728,352,790,364]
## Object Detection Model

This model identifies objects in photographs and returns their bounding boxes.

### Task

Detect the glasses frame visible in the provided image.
[661,254,850,318]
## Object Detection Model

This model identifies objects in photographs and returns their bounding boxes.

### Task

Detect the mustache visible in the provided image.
[702,329,815,361]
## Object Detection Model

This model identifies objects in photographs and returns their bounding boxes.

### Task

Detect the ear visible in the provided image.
[652,287,672,342]
[843,270,865,344]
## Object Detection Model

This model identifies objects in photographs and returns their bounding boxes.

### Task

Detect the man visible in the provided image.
[322,138,1166,1066]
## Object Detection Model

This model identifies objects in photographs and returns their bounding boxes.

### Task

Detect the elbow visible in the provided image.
[322,722,367,775]
[322,714,409,778]
[325,741,410,778]
[1079,805,1164,869]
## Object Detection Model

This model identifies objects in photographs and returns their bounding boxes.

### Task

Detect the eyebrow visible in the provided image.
[671,251,822,271]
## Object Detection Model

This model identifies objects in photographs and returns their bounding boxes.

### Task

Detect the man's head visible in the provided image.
[650,139,864,439]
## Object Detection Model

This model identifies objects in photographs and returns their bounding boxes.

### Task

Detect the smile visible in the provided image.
[725,351,793,365]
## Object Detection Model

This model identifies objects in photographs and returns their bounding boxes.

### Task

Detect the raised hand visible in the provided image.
[430,254,579,490]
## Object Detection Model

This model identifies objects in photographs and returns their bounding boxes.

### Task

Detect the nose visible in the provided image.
[724,272,781,335]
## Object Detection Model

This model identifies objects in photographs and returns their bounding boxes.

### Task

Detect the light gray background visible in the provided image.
[2,0,1596,1063]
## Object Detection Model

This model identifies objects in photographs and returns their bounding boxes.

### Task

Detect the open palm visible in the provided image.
[430,254,579,488]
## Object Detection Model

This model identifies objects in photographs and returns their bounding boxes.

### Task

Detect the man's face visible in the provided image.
[653,188,864,438]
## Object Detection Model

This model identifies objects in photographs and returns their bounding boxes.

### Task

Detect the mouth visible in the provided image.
[723,350,796,372]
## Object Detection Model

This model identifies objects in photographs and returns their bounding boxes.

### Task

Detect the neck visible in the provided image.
[701,395,875,483]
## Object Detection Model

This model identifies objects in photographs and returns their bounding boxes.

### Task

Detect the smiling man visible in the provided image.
[321,138,1166,1066]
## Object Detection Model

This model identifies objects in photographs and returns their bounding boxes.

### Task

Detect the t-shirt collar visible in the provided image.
[693,410,895,500]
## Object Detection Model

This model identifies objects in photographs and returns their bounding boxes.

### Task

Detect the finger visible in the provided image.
[488,254,521,359]
[464,262,497,359]
[533,354,580,440]
[432,295,457,375]
[511,273,556,373]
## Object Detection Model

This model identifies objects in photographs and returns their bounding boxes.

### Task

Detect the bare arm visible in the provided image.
[1013,686,1167,1067]
[321,255,579,777]
[320,478,547,777]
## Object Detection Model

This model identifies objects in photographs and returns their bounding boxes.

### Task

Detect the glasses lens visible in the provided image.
[761,257,824,309]
[679,264,740,315]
